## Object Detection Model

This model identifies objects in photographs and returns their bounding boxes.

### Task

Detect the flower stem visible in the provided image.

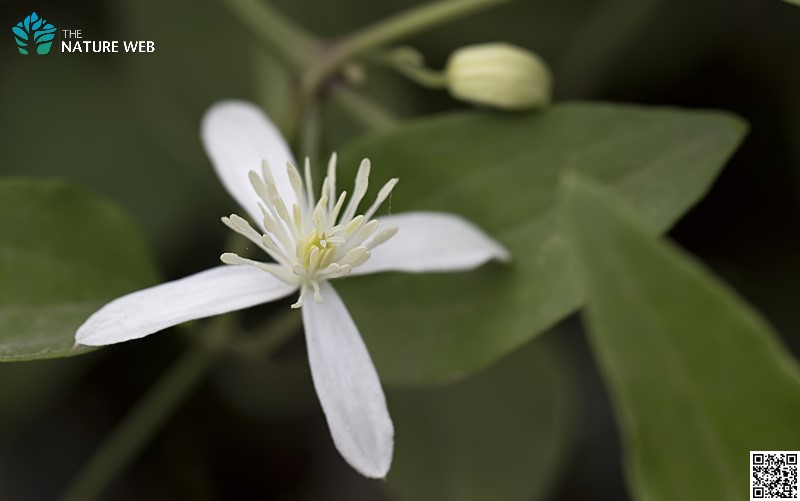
[62,342,216,501]
[302,0,511,94]
[220,0,317,68]
[329,85,398,131]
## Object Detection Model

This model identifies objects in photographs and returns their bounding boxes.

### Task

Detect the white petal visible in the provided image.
[351,211,511,275]
[76,266,297,346]
[201,100,298,224]
[302,282,393,478]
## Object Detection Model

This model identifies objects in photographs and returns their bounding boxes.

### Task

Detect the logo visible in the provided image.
[11,12,56,55]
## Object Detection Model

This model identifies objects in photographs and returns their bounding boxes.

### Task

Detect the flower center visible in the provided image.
[298,230,331,267]
[220,154,399,308]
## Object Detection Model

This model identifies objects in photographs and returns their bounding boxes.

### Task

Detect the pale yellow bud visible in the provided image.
[444,42,552,110]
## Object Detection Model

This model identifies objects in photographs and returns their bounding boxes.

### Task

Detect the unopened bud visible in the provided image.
[444,42,552,110]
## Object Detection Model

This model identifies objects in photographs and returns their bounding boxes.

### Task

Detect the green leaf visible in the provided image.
[386,335,575,501]
[0,58,228,263]
[0,179,158,361]
[560,175,800,501]
[336,102,746,385]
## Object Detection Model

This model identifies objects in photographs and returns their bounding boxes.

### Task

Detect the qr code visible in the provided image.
[751,451,799,500]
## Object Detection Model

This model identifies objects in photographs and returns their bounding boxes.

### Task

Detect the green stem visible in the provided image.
[298,105,322,165]
[221,0,317,68]
[329,85,398,131]
[62,343,216,501]
[232,308,301,357]
[390,61,447,89]
[302,0,510,94]
[62,310,301,501]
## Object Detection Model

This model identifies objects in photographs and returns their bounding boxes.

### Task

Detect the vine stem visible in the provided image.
[298,105,322,166]
[329,85,398,131]
[62,312,296,501]
[62,343,216,501]
[301,0,511,96]
[221,0,317,68]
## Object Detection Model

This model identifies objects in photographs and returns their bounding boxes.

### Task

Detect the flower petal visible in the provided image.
[201,100,298,223]
[76,266,297,346]
[301,282,393,478]
[351,211,511,275]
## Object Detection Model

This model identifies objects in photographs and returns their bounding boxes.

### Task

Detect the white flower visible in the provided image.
[75,100,511,478]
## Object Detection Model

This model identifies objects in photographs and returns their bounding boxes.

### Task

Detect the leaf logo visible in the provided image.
[12,12,57,55]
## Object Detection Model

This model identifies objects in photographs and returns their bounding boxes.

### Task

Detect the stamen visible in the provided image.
[221,215,264,250]
[350,220,380,247]
[327,152,337,212]
[292,204,303,235]
[266,184,294,237]
[335,220,379,258]
[307,246,321,274]
[261,234,293,267]
[343,215,365,237]
[311,281,323,302]
[261,160,277,188]
[291,287,305,309]
[303,157,314,209]
[220,252,296,284]
[287,162,306,210]
[222,156,400,304]
[316,263,341,277]
[367,227,399,250]
[260,207,294,253]
[248,170,270,206]
[330,191,348,225]
[316,178,330,214]
[340,246,371,267]
[341,159,371,222]
[364,178,399,220]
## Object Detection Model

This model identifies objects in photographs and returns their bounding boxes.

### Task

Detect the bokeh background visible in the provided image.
[1,0,799,499]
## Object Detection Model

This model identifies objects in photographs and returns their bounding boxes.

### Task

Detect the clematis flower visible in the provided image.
[75,101,510,478]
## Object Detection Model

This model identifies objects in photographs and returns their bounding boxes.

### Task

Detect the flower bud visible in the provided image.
[444,42,552,110]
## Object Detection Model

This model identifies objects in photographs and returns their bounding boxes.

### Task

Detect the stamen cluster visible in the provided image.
[221,154,398,308]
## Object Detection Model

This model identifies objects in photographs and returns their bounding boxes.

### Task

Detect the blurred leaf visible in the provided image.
[560,175,800,501]
[0,179,158,361]
[386,335,575,501]
[118,0,265,158]
[0,58,226,264]
[336,103,746,386]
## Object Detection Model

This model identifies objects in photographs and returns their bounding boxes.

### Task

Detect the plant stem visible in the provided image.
[231,308,301,357]
[221,0,317,68]
[298,105,322,166]
[302,0,510,94]
[329,85,398,131]
[62,309,301,500]
[62,343,216,501]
